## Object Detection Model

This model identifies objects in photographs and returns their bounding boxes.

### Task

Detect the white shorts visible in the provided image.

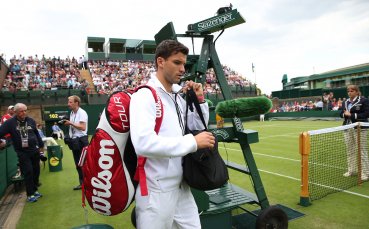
[135,184,201,229]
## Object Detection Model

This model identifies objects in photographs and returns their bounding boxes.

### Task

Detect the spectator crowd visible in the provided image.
[89,60,253,95]
[273,92,345,112]
[1,54,255,96]
[2,55,88,93]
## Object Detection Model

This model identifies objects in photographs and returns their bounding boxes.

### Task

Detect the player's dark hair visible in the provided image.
[154,40,189,69]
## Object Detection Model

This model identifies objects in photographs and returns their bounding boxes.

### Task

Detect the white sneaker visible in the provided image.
[361,174,369,181]
[343,171,354,177]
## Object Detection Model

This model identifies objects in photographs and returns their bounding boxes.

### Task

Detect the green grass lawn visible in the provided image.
[17,120,369,229]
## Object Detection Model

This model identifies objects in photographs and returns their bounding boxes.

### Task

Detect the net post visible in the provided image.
[299,131,311,206]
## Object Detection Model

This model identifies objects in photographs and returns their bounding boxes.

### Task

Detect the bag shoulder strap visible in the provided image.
[133,85,163,196]
[135,85,163,133]
[185,89,207,131]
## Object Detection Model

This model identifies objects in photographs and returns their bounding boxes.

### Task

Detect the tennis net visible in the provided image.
[299,122,369,206]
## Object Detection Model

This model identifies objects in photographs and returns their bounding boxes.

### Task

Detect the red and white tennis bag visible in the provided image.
[78,85,163,216]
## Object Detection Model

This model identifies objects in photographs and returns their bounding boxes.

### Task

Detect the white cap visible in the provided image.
[8,105,14,110]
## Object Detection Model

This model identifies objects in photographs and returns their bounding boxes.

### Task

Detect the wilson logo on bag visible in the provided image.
[78,85,163,216]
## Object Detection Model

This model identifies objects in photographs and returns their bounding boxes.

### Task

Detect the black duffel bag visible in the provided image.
[182,89,228,191]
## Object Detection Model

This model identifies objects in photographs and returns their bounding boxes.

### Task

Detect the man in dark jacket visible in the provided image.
[0,103,45,202]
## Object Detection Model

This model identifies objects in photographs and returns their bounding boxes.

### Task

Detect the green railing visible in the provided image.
[0,144,19,198]
[0,89,86,106]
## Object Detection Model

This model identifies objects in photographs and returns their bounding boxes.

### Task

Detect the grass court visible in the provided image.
[17,120,369,229]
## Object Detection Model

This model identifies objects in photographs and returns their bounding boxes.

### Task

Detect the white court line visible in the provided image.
[220,147,369,199]
[220,147,351,171]
[258,168,369,199]
[259,133,298,140]
[219,146,300,162]
[248,124,279,127]
[258,168,299,181]
[247,124,337,129]
[309,181,369,199]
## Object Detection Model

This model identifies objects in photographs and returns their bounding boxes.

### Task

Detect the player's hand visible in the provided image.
[183,80,204,98]
[194,131,215,149]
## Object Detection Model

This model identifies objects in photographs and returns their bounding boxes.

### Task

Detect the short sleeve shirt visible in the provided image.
[69,108,88,138]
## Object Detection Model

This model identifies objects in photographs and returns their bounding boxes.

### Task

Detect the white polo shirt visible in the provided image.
[69,107,88,138]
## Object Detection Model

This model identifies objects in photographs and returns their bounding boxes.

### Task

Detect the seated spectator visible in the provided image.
[315,98,324,111]
[51,122,64,140]
[337,98,343,110]
[37,124,58,147]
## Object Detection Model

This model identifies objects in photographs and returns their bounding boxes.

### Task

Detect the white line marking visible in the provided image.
[258,168,369,199]
[258,168,299,180]
[221,147,369,199]
[220,147,350,170]
[309,181,369,199]
[259,133,298,139]
[219,146,300,162]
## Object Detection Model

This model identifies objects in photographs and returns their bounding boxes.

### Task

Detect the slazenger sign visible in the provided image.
[197,12,234,32]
